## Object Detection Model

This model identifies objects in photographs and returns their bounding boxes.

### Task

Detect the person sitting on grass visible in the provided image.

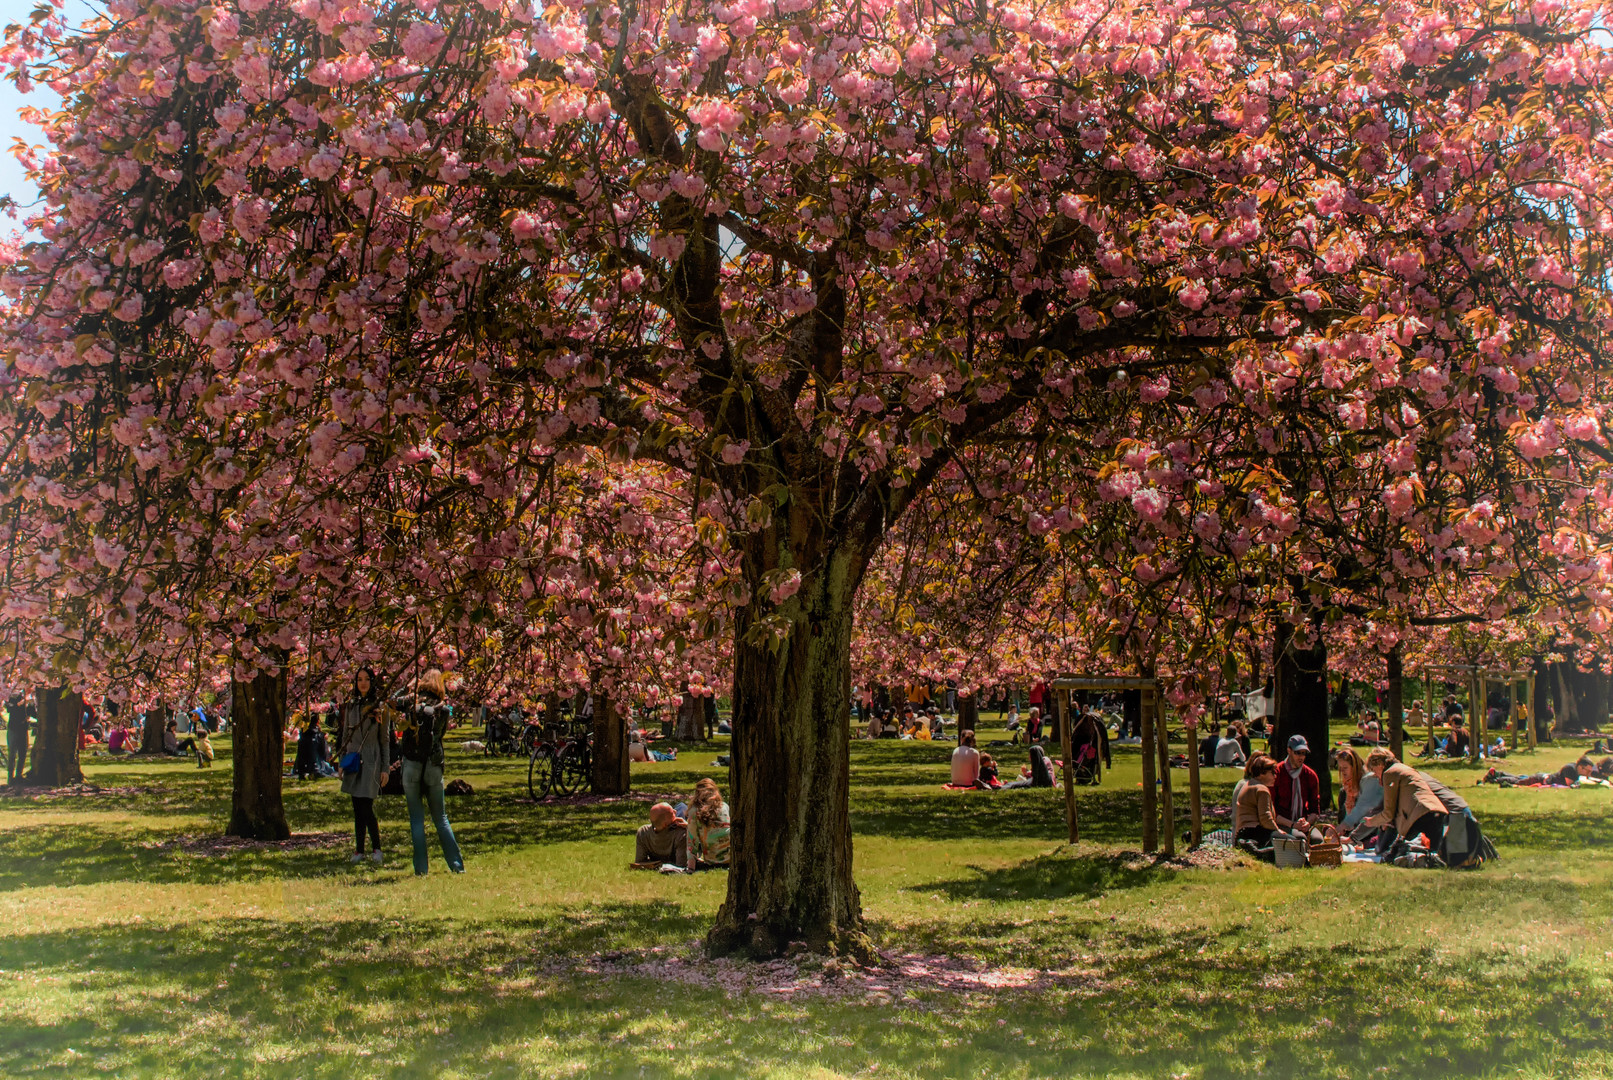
[1444,723,1471,759]
[976,754,1001,789]
[1215,726,1247,767]
[633,803,687,868]
[1272,735,1320,833]
[106,724,132,756]
[1595,757,1613,781]
[1002,745,1053,789]
[1335,746,1384,831]
[162,719,180,757]
[865,712,883,740]
[951,729,981,787]
[193,726,214,767]
[1361,748,1447,856]
[1234,754,1281,850]
[685,778,732,870]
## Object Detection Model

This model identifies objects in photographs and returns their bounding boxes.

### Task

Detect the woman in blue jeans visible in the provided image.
[393,669,465,875]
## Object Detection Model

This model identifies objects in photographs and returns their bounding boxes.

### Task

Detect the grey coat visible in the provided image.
[338,699,391,800]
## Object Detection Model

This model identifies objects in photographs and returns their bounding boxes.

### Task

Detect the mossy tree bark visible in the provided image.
[226,656,291,840]
[708,536,873,960]
[25,686,83,787]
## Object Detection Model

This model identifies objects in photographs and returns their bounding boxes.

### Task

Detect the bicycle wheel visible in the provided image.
[527,746,556,800]
[554,743,586,796]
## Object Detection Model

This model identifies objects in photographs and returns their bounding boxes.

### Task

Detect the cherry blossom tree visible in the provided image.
[3,0,1611,953]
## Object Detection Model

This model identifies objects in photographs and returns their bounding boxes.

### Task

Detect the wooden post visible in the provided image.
[1186,715,1203,848]
[1508,676,1518,753]
[1469,674,1483,764]
[1525,674,1538,751]
[1140,684,1158,853]
[1156,688,1175,857]
[1425,674,1435,754]
[1058,688,1078,845]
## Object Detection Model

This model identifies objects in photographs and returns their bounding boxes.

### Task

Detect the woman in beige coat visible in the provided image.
[1362,748,1447,855]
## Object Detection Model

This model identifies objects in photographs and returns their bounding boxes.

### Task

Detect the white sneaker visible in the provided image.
[369,850,384,865]
[348,852,363,864]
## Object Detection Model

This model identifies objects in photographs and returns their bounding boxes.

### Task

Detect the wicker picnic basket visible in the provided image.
[1308,825,1343,867]
[1272,833,1309,869]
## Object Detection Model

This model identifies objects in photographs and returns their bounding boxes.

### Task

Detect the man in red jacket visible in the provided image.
[1272,734,1320,831]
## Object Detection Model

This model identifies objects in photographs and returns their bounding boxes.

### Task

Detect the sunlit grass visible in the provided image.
[0,719,1609,1077]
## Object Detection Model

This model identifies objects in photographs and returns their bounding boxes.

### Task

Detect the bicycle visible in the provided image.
[527,719,593,800]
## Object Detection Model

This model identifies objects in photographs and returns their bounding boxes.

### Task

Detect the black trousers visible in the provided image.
[352,796,380,853]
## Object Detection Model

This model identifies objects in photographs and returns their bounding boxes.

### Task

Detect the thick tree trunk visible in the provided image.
[957,692,978,734]
[709,550,866,960]
[591,690,630,795]
[25,687,83,787]
[1272,620,1332,810]
[139,701,166,755]
[1386,645,1405,761]
[226,662,291,840]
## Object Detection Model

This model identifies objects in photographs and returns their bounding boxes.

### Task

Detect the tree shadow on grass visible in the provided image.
[0,911,1607,1079]
[912,850,1189,903]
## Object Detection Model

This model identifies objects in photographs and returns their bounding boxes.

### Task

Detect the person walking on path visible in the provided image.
[339,668,391,865]
[395,669,465,875]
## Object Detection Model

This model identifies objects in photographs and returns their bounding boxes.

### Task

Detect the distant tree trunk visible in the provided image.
[591,689,630,795]
[675,690,701,740]
[1386,645,1405,761]
[1272,619,1332,810]
[957,691,978,735]
[226,658,291,840]
[139,701,166,755]
[25,686,83,787]
[1552,661,1586,733]
[1331,676,1351,719]
[1532,657,1553,741]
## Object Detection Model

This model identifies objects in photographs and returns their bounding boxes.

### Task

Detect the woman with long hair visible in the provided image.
[685,778,730,869]
[339,667,391,865]
[395,669,465,875]
[1335,746,1384,830]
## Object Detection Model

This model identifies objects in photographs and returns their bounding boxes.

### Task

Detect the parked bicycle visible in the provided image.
[527,718,593,800]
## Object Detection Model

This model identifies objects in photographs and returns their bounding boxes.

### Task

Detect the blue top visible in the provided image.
[1341,774,1384,829]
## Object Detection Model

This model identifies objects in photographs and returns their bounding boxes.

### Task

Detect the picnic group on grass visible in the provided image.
[8,670,1610,879]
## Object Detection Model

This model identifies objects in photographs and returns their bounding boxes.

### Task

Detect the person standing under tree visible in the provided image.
[339,668,391,865]
[395,669,465,876]
[6,695,31,785]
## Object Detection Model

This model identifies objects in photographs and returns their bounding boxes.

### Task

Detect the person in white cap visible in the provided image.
[1272,734,1319,832]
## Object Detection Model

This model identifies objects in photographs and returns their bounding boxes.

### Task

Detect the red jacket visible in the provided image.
[1272,762,1320,822]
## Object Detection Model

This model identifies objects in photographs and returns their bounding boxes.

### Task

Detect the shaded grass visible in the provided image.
[0,723,1609,1078]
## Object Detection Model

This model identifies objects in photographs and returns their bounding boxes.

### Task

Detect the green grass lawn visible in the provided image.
[1,718,1610,1079]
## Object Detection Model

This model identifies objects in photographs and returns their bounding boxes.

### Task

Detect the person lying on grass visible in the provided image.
[632,803,687,869]
[1481,757,1597,787]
